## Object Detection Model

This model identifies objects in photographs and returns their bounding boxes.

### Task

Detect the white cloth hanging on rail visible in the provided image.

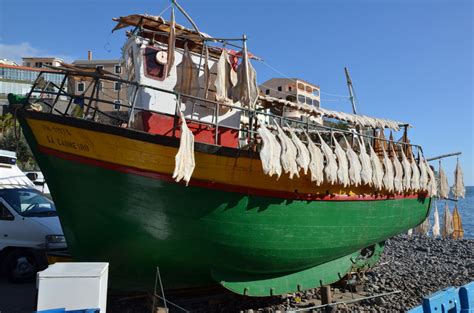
[202,46,211,99]
[332,133,349,187]
[400,148,412,192]
[317,131,338,185]
[369,142,384,190]
[172,112,196,186]
[438,161,449,199]
[275,123,299,179]
[258,123,282,178]
[344,135,362,187]
[233,51,258,108]
[391,145,404,194]
[269,127,282,179]
[410,152,420,192]
[213,49,236,104]
[258,123,274,176]
[452,158,466,199]
[418,152,429,191]
[426,160,437,197]
[174,42,200,97]
[306,133,325,186]
[442,202,454,238]
[417,216,431,236]
[358,137,372,186]
[432,203,440,238]
[289,127,310,175]
[382,147,394,193]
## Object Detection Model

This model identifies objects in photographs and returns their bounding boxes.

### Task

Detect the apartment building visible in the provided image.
[260,78,320,106]
[259,78,321,121]
[22,57,64,68]
[70,57,127,112]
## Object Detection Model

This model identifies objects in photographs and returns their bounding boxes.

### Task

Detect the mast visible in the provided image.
[242,34,252,107]
[171,0,202,36]
[344,67,358,115]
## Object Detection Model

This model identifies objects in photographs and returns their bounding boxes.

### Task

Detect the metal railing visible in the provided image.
[25,69,423,155]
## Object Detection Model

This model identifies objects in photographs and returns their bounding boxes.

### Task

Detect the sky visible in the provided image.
[1,0,473,185]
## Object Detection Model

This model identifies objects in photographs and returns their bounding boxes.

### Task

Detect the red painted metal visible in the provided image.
[141,112,239,148]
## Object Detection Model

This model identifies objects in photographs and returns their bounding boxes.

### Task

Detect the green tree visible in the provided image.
[0,113,38,170]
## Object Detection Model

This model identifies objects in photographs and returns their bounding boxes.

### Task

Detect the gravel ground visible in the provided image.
[110,234,474,312]
[346,234,474,312]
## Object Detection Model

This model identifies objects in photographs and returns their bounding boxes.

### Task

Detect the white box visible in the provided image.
[37,262,109,312]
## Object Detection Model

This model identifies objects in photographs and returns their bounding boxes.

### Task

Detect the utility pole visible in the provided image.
[344,67,358,115]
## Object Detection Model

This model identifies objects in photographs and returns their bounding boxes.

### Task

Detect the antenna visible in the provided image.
[344,67,358,115]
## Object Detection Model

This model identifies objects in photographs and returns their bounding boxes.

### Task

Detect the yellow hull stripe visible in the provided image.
[27,118,384,196]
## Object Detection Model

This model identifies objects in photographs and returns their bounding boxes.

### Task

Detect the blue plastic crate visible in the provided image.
[407,282,474,313]
[460,281,474,313]
[422,287,460,313]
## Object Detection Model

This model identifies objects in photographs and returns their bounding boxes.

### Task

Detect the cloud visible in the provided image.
[0,42,75,64]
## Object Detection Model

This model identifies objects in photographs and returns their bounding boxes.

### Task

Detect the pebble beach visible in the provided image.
[344,234,473,312]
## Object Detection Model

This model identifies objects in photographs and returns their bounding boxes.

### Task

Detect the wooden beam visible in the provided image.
[426,152,462,162]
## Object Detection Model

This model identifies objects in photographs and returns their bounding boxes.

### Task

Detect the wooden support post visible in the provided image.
[321,285,332,305]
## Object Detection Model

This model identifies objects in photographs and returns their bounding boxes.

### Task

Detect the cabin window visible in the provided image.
[35,62,43,68]
[114,82,121,91]
[277,86,282,91]
[143,47,166,81]
[305,85,312,93]
[115,65,122,74]
[313,89,320,97]
[96,65,104,71]
[114,100,121,111]
[265,89,270,95]
[297,95,305,103]
[288,86,292,92]
[305,97,312,105]
[297,83,305,91]
[77,82,85,93]
[313,99,320,107]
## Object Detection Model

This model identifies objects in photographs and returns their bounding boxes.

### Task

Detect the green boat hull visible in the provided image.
[19,114,430,296]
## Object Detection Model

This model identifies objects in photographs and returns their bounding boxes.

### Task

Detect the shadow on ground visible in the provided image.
[0,277,36,313]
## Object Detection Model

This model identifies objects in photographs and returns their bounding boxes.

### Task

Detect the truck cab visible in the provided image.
[0,150,67,282]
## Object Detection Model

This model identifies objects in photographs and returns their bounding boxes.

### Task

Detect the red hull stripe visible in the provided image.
[38,145,426,201]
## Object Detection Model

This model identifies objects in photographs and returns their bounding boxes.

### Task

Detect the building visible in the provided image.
[22,57,64,69]
[0,63,65,106]
[259,78,321,121]
[259,78,321,108]
[0,59,19,66]
[70,57,127,112]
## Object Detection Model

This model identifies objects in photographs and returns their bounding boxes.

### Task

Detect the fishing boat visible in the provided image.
[10,4,434,296]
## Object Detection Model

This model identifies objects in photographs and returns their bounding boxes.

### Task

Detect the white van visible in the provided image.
[24,171,50,195]
[0,150,67,282]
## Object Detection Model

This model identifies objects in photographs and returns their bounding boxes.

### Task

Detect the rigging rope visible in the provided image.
[260,60,350,99]
[157,3,173,18]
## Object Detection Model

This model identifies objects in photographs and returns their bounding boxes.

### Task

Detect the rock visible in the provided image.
[373,297,385,305]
